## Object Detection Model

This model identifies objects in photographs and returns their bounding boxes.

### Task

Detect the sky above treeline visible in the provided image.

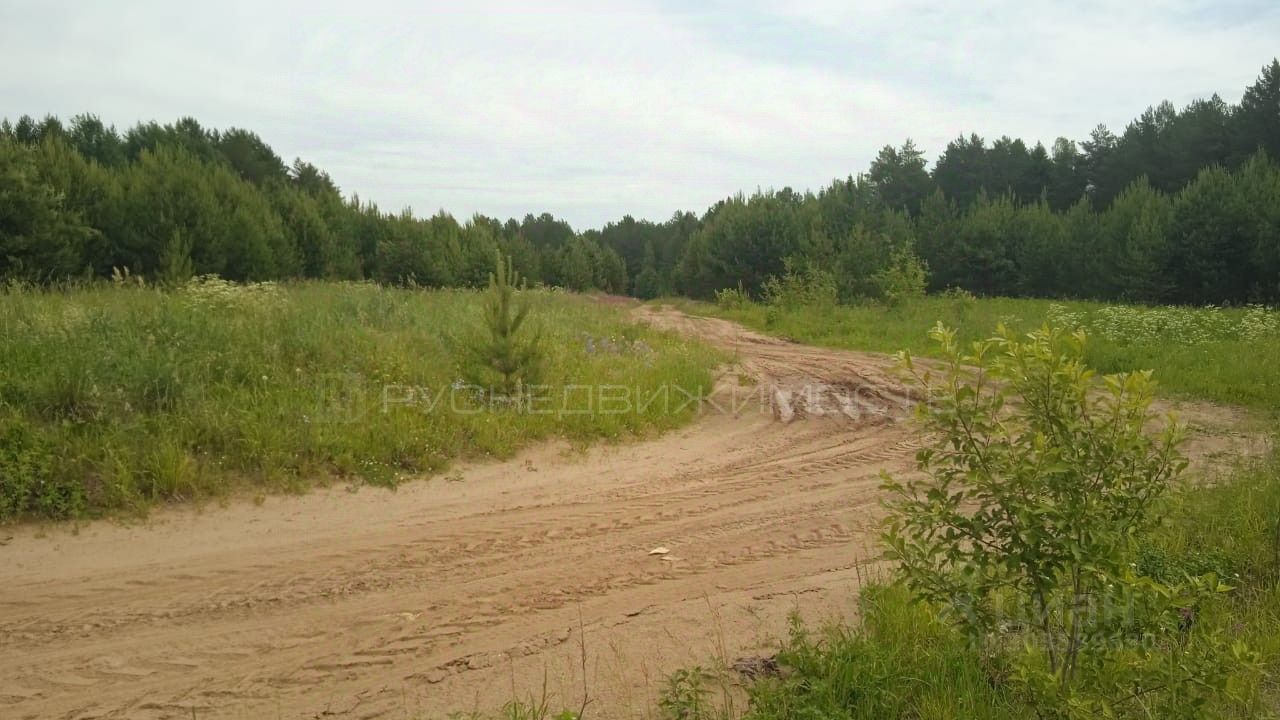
[3,0,1278,228]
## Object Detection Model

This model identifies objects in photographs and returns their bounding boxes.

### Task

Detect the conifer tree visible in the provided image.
[156,229,195,288]
[462,253,542,397]
[633,240,662,299]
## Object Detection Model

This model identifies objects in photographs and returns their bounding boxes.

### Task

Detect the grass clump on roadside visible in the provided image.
[739,585,1017,720]
[0,279,719,521]
[662,294,1280,413]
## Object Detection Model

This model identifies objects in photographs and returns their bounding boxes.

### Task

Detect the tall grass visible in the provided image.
[664,295,1280,414]
[0,280,719,520]
[743,585,1017,720]
[1142,452,1280,717]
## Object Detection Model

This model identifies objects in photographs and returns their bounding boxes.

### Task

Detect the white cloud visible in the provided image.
[1,0,1275,227]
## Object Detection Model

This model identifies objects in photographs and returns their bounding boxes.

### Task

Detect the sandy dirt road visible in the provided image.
[0,306,1260,720]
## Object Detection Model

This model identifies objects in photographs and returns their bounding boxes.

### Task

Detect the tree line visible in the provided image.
[0,117,627,292]
[3,59,1278,305]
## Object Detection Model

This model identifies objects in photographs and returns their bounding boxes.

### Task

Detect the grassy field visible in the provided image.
[665,295,1280,414]
[0,280,719,521]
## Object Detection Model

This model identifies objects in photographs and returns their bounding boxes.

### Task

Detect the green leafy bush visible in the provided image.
[872,244,929,306]
[883,322,1255,717]
[0,416,83,518]
[658,667,712,720]
[761,258,837,309]
[713,283,751,310]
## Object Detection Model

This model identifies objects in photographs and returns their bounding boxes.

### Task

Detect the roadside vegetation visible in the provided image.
[643,297,1280,720]
[0,277,718,521]
[719,443,1280,720]
[670,292,1280,414]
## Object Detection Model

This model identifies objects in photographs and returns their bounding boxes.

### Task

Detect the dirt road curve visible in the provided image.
[0,306,1258,720]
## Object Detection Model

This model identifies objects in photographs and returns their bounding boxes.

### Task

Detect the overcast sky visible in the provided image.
[3,1,1277,228]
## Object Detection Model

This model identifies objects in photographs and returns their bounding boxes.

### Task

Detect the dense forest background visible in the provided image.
[2,59,1278,305]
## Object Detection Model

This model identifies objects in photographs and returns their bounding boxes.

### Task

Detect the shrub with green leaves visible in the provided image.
[658,667,712,720]
[872,244,929,306]
[883,323,1256,718]
[761,258,837,310]
[713,283,751,310]
[0,416,82,518]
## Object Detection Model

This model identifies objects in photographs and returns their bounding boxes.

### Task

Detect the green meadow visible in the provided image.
[0,280,719,521]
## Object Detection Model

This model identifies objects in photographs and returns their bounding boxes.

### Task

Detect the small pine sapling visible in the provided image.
[462,253,543,398]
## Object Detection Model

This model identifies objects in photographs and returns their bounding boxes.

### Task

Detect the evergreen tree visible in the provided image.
[1235,60,1280,163]
[462,254,542,397]
[933,134,992,208]
[867,139,935,216]
[1047,138,1088,211]
[272,184,339,278]
[948,192,1021,296]
[558,237,596,291]
[633,240,662,299]
[1080,124,1120,205]
[1166,165,1251,304]
[155,229,195,288]
[67,114,125,167]
[681,191,806,297]
[913,190,961,291]
[1012,199,1068,297]
[456,220,502,288]
[1236,151,1280,301]
[1059,196,1105,299]
[1102,178,1175,302]
[218,128,288,186]
[31,135,124,275]
[596,243,629,294]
